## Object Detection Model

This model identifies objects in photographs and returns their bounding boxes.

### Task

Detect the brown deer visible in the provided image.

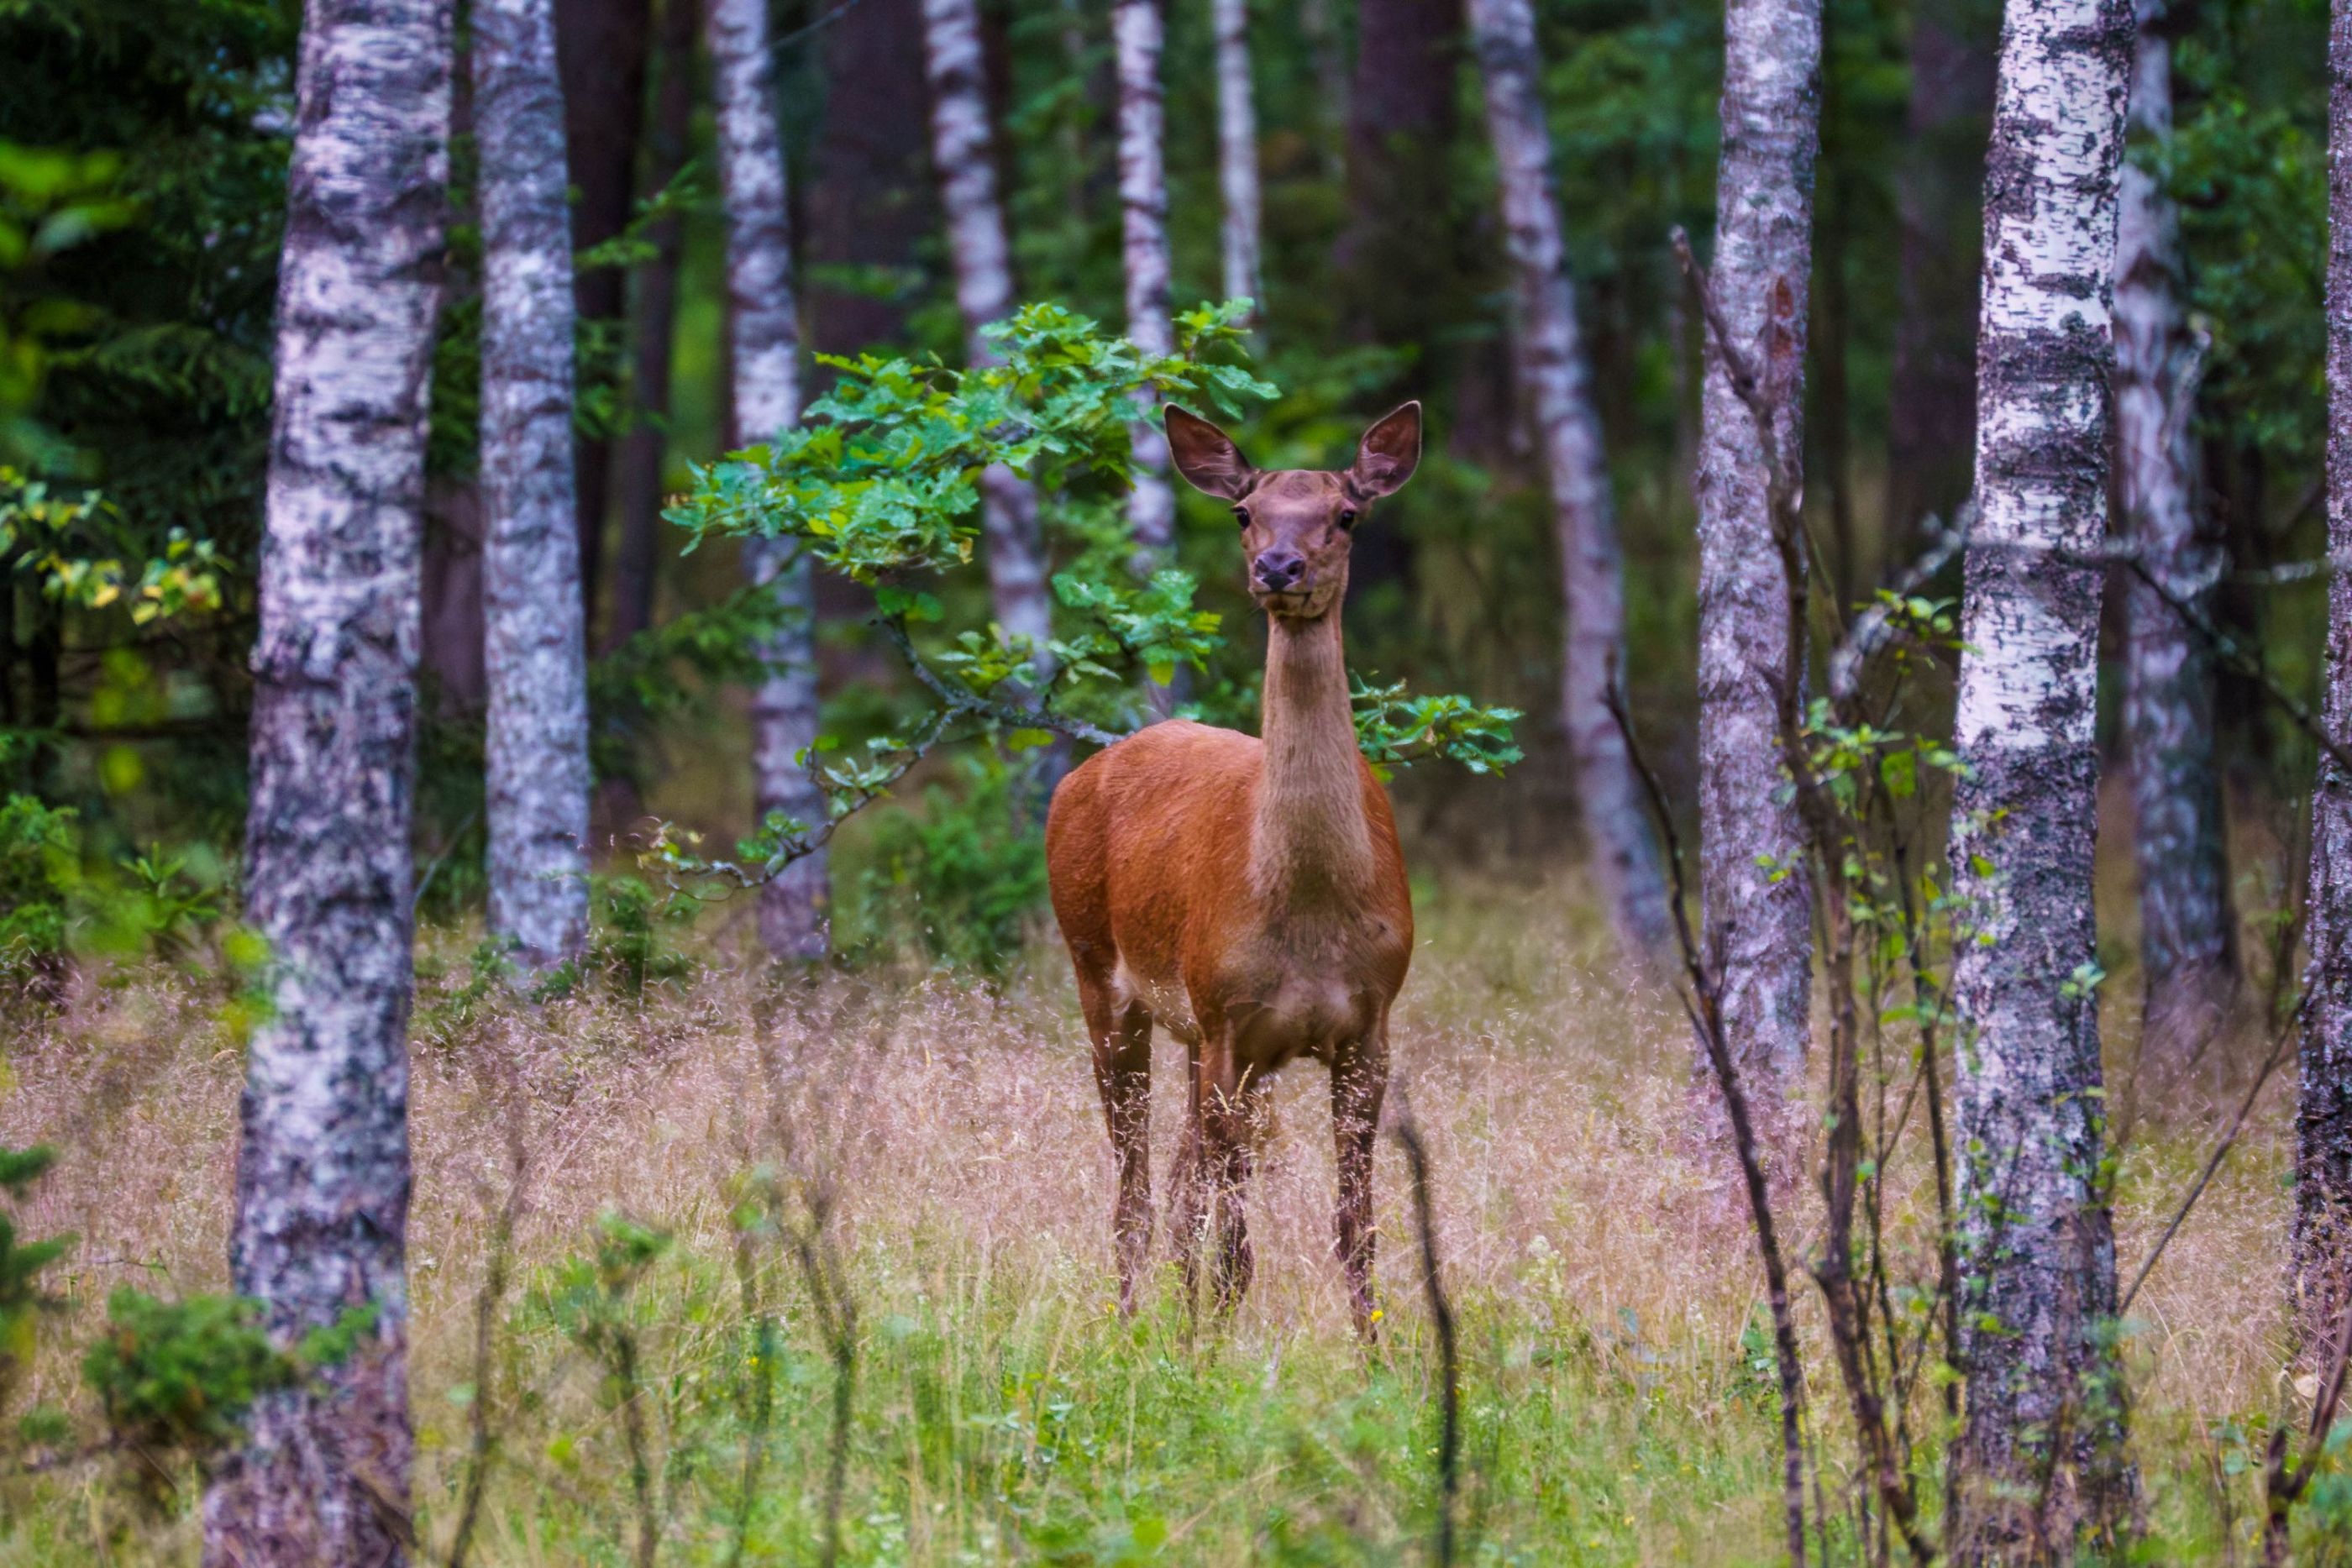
[1045,401,1421,1337]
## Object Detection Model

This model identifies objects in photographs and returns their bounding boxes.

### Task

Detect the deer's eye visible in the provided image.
[1232,506,1251,528]
[1338,507,1360,529]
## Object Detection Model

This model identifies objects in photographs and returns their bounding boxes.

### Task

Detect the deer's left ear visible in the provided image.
[1165,405,1257,501]
[1349,401,1422,499]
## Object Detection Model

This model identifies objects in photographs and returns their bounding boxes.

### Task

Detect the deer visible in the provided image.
[1044,401,1422,1339]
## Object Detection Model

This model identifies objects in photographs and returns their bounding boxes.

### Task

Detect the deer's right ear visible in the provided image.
[1164,406,1257,501]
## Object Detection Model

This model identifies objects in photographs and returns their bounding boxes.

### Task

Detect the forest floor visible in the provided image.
[0,874,2313,1565]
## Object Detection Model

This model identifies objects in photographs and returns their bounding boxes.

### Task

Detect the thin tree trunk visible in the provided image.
[1112,0,1176,563]
[604,0,699,658]
[709,0,827,959]
[2296,0,2352,1356]
[1886,0,1994,550]
[1466,0,1673,966]
[476,0,592,968]
[1946,0,2135,1546]
[1695,0,1821,1094]
[554,0,651,638]
[2114,0,2234,1078]
[805,0,934,357]
[921,0,1054,663]
[1214,0,1263,315]
[199,1,450,1560]
[1340,0,1462,352]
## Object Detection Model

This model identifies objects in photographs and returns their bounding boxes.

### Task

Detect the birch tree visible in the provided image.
[921,0,1054,660]
[1112,0,1176,560]
[2114,0,2234,1072]
[475,0,591,967]
[1213,0,1263,316]
[709,0,827,958]
[200,0,451,1559]
[2297,0,2352,1350]
[1695,0,1821,1090]
[1945,0,2134,1541]
[1466,0,1672,962]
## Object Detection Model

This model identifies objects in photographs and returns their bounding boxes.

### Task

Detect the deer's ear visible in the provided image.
[1349,401,1422,499]
[1164,406,1256,501]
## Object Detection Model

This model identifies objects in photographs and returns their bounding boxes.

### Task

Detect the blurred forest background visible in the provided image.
[3,0,2326,957]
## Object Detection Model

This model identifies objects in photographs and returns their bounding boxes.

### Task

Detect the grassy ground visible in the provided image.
[0,873,2322,1564]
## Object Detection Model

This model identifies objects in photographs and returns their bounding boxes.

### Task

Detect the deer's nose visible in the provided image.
[1254,549,1305,590]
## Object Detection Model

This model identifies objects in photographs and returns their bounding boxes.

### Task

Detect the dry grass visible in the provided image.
[0,873,2314,1563]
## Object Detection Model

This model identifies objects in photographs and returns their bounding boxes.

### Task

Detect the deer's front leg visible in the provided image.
[1185,1033,1257,1314]
[1331,1030,1388,1340]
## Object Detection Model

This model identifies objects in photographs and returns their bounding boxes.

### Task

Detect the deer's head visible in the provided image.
[1165,401,1423,622]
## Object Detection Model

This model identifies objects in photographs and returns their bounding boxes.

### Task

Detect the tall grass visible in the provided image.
[0,874,2315,1563]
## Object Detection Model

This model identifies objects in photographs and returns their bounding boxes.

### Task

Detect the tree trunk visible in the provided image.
[1695,0,1821,1093]
[709,0,827,960]
[604,0,699,659]
[1886,0,1994,551]
[806,0,935,359]
[1945,0,2134,1546]
[2114,0,2234,1079]
[921,0,1054,662]
[2296,0,2352,1357]
[1214,0,1263,316]
[199,2,449,1560]
[554,0,651,637]
[476,0,592,968]
[1466,0,1673,966]
[1340,0,1462,351]
[1112,0,1176,563]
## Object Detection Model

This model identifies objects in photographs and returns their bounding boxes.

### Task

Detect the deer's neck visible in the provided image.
[1252,610,1374,905]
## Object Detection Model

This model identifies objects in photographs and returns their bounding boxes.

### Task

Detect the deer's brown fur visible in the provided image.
[1045,402,1422,1335]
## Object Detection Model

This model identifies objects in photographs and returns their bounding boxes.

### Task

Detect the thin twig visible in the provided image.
[1392,1103,1460,1568]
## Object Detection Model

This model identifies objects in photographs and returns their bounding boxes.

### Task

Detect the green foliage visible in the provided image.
[852,752,1049,976]
[587,873,696,998]
[0,468,222,621]
[0,791,76,963]
[0,1145,67,1418]
[1349,674,1525,779]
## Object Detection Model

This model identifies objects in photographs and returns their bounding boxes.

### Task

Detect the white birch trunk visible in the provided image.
[1113,0,1177,563]
[709,0,827,959]
[2297,0,2352,1350]
[920,0,1054,665]
[2113,0,2234,1072]
[1695,0,1822,1090]
[1466,0,1674,964]
[1213,0,1263,315]
[475,0,591,968]
[1945,0,2134,1541]
[200,2,450,1560]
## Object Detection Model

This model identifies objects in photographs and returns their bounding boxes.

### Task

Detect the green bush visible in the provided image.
[853,752,1050,977]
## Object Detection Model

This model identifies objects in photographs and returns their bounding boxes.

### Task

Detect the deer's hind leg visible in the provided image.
[1079,967,1154,1314]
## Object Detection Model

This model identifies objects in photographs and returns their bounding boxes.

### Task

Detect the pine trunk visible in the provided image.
[2296,0,2352,1354]
[1214,0,1263,315]
[199,2,450,1560]
[2114,0,2234,1076]
[1695,0,1821,1090]
[1112,0,1176,561]
[605,0,699,658]
[709,0,827,959]
[476,0,591,968]
[1946,0,2134,1544]
[1466,0,1673,965]
[921,0,1054,662]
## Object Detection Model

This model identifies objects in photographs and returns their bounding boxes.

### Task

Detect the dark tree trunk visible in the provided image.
[1945,0,2136,1546]
[554,0,651,636]
[199,1,451,1560]
[2297,0,2352,1359]
[709,0,827,959]
[1886,0,1995,550]
[604,0,698,660]
[1694,0,1823,1099]
[805,0,936,359]
[477,0,592,967]
[1338,0,1462,351]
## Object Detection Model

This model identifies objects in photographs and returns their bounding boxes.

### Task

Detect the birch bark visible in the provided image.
[1112,0,1176,562]
[1696,0,1821,1089]
[1213,0,1263,315]
[1945,0,2134,1542]
[2114,0,2234,1074]
[2296,0,2352,1351]
[709,0,827,958]
[1466,0,1673,964]
[920,0,1054,662]
[475,0,591,968]
[199,1,450,1560]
